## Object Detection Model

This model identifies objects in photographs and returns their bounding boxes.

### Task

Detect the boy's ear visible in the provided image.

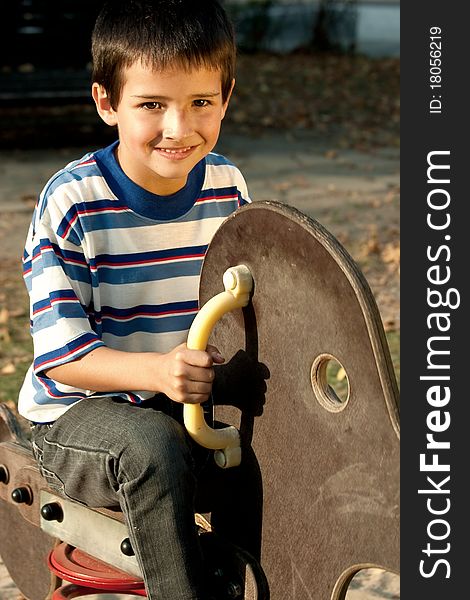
[221,79,236,119]
[92,83,118,126]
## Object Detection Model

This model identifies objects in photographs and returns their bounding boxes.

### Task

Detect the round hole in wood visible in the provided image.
[311,353,350,412]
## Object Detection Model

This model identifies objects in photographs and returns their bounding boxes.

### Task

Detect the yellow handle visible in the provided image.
[184,264,253,468]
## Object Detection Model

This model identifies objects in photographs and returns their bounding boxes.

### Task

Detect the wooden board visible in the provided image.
[199,201,400,600]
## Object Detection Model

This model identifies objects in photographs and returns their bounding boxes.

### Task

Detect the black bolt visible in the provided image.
[41,502,64,522]
[0,465,8,484]
[11,486,32,504]
[120,538,135,556]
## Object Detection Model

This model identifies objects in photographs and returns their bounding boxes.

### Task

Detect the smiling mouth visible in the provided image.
[155,146,197,159]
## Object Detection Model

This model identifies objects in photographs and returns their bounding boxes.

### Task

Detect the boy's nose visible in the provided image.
[162,109,193,140]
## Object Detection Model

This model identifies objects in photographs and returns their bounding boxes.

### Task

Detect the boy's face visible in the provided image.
[93,62,234,195]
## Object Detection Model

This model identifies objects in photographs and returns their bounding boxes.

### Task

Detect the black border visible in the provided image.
[401,2,467,596]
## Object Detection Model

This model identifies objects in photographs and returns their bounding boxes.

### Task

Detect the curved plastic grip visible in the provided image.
[184,264,253,468]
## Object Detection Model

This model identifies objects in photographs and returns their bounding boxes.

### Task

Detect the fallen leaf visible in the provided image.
[8,308,26,319]
[1,362,16,375]
[362,238,381,256]
[0,327,11,343]
[382,243,400,266]
[0,307,9,324]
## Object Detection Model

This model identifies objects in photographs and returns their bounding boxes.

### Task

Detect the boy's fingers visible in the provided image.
[176,347,219,368]
[186,365,215,384]
[181,393,211,405]
[206,344,225,364]
[171,378,212,404]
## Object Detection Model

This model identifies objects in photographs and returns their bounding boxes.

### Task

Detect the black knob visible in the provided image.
[0,465,8,484]
[120,538,134,556]
[41,502,64,522]
[11,486,32,504]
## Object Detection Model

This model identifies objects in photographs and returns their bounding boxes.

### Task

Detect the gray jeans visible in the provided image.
[30,395,211,600]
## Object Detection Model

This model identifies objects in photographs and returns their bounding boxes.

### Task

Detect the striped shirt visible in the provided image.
[18,141,250,423]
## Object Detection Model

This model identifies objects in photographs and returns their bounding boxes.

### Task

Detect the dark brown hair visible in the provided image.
[92,0,236,108]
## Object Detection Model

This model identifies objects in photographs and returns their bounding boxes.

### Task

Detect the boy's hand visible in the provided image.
[159,343,224,404]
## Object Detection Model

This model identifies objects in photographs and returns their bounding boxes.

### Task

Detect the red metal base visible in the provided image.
[52,582,146,599]
[48,543,146,597]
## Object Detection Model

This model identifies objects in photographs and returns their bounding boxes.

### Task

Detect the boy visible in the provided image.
[18,1,250,598]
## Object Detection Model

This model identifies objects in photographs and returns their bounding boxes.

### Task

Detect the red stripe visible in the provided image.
[35,339,98,370]
[196,194,237,203]
[40,377,83,400]
[76,206,125,216]
[62,212,79,238]
[101,307,197,321]
[31,244,53,260]
[31,245,86,267]
[33,297,78,316]
[97,252,204,268]
[75,159,96,168]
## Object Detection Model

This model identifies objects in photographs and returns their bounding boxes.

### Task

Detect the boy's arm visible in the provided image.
[45,344,224,405]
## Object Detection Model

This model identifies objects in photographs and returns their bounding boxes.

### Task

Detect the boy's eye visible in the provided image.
[141,102,162,110]
[193,99,210,107]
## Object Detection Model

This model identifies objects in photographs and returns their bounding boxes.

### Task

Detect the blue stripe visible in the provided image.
[43,162,99,199]
[119,392,143,404]
[57,199,238,234]
[33,373,89,404]
[33,289,79,312]
[206,153,235,167]
[56,199,126,236]
[31,239,90,284]
[102,312,196,337]
[31,241,87,266]
[23,270,33,293]
[48,243,87,266]
[38,157,96,220]
[94,245,207,268]
[238,192,249,206]
[101,300,198,319]
[199,185,238,199]
[33,305,89,333]
[195,200,240,219]
[64,209,142,233]
[57,205,84,243]
[32,247,91,285]
[97,258,203,285]
[34,333,104,372]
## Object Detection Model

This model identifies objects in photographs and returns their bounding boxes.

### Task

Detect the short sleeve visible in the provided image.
[23,206,104,377]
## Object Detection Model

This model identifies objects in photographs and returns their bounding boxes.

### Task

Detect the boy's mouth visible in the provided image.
[154,145,197,160]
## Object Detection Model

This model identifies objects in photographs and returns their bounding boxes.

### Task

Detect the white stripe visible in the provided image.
[102,329,188,354]
[29,265,90,306]
[90,216,226,256]
[98,276,200,309]
[33,319,96,357]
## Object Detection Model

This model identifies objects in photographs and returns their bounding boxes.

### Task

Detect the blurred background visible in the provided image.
[0,0,399,149]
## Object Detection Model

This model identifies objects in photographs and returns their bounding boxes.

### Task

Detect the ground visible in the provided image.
[0,52,399,599]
